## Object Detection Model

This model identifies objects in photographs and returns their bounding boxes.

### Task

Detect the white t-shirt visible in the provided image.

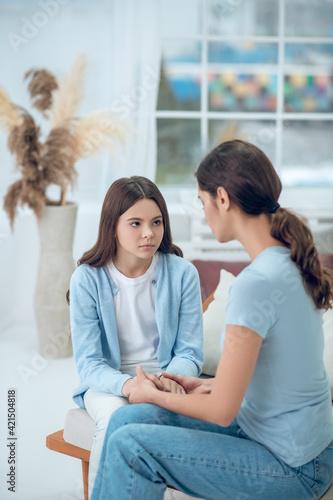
[107,253,160,377]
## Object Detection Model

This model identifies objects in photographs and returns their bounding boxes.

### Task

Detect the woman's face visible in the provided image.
[115,198,164,263]
[198,187,233,243]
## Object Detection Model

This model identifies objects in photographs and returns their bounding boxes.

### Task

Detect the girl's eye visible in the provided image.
[153,220,161,226]
[131,222,140,227]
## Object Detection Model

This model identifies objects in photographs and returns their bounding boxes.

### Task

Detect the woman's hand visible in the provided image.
[158,376,186,394]
[161,372,214,394]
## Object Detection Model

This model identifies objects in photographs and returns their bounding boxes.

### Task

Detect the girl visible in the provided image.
[91,140,333,500]
[69,176,203,497]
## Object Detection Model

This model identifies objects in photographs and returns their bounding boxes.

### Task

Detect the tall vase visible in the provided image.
[34,202,78,358]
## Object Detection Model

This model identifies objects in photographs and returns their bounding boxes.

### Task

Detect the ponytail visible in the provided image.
[271,207,333,310]
[196,139,333,311]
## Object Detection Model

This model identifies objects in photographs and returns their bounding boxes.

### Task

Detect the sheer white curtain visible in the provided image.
[107,0,161,185]
[0,0,161,332]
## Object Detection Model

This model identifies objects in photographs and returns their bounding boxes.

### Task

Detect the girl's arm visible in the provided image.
[129,324,262,427]
[70,268,132,397]
[71,267,185,398]
[163,264,204,377]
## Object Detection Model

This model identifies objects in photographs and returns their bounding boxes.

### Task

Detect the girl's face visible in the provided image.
[115,198,164,264]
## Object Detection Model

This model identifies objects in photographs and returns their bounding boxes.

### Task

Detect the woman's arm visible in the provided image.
[129,324,262,427]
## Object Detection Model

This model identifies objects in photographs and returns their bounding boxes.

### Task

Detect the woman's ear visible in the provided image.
[216,186,231,211]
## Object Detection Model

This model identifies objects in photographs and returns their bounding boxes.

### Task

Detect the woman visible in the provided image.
[91,140,333,500]
[69,176,203,496]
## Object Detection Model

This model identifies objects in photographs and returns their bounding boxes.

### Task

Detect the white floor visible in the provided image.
[0,324,205,500]
[0,325,83,500]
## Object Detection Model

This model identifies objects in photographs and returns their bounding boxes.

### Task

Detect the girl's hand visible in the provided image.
[121,376,138,398]
[122,370,165,397]
[127,365,159,404]
[159,376,186,394]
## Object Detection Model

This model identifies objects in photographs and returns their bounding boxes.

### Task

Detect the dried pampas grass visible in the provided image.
[25,69,58,114]
[4,110,46,227]
[3,177,46,228]
[1,53,129,227]
[19,178,46,218]
[8,110,41,171]
[3,180,24,227]
[0,87,23,132]
[41,125,77,188]
[73,110,128,160]
[50,53,86,128]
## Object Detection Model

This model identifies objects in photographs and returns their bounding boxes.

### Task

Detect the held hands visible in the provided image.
[122,367,186,401]
[143,372,185,393]
[126,366,160,404]
[122,367,213,403]
[158,375,186,394]
[161,372,213,395]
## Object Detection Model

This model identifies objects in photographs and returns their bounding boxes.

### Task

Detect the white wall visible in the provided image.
[0,0,119,332]
[0,0,117,205]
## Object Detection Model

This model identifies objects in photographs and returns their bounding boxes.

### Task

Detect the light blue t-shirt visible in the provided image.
[225,246,333,467]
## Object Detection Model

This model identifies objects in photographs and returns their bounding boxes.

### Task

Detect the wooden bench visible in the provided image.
[46,429,90,499]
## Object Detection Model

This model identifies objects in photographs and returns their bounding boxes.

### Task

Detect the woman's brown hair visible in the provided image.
[196,139,333,310]
[66,176,182,303]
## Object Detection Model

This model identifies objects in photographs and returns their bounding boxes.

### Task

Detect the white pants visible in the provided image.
[84,389,130,498]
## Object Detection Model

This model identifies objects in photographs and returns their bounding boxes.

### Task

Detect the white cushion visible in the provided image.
[202,269,236,376]
[202,268,333,397]
[63,408,95,451]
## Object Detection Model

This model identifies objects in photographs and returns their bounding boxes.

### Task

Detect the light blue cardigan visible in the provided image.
[70,252,204,408]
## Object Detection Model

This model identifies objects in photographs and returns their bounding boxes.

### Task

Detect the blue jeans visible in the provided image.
[91,404,333,500]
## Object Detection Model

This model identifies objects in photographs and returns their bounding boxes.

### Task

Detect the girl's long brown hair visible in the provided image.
[196,139,333,310]
[67,176,182,303]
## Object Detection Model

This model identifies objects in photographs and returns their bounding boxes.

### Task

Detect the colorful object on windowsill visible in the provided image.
[284,74,332,113]
[208,73,278,112]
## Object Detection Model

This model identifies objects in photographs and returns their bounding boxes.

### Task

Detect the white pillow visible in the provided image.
[202,269,236,376]
[323,307,333,398]
[201,268,333,397]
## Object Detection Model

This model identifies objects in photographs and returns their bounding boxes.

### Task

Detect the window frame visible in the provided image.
[155,0,333,190]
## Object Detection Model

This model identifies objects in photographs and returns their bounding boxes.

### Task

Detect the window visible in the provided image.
[156,0,333,188]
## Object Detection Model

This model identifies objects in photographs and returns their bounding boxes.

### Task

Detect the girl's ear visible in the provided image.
[216,186,231,211]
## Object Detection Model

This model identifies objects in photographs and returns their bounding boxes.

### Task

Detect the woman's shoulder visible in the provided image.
[235,247,296,289]
[230,265,272,295]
